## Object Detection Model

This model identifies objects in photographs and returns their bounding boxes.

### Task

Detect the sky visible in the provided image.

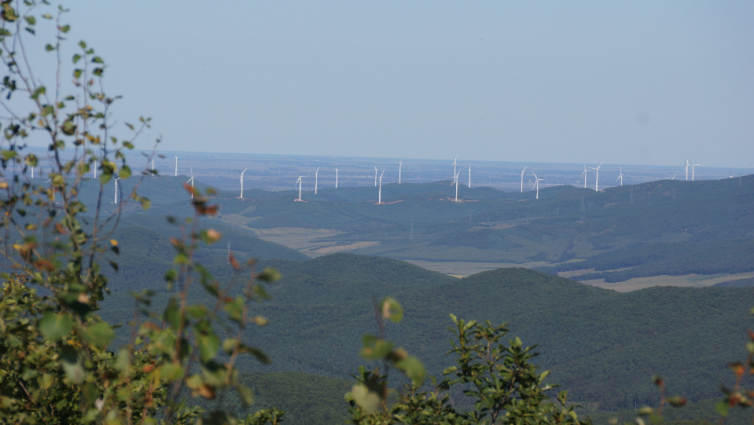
[26,1,754,167]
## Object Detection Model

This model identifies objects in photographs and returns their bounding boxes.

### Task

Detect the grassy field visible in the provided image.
[578,271,754,292]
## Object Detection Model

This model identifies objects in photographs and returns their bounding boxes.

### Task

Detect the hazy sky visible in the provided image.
[47,1,754,167]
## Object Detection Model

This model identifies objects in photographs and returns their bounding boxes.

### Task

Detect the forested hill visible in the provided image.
[100,253,754,413]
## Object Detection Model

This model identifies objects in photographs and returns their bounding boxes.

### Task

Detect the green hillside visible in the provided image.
[98,253,754,414]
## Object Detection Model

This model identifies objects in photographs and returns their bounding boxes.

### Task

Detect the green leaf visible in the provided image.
[198,334,220,362]
[72,54,81,64]
[257,267,281,283]
[396,355,427,387]
[234,383,254,406]
[38,374,53,390]
[381,297,403,323]
[60,346,84,383]
[350,384,381,413]
[92,56,104,64]
[118,165,131,179]
[715,400,730,416]
[30,86,45,100]
[24,16,35,26]
[85,322,115,347]
[161,363,184,380]
[39,312,73,341]
[164,298,181,330]
[45,44,54,52]
[73,69,82,79]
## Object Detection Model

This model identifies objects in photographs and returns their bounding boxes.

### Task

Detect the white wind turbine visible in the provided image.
[378,169,385,204]
[151,159,155,174]
[589,164,602,191]
[238,168,247,198]
[113,177,120,204]
[187,168,195,200]
[314,168,319,195]
[398,161,402,184]
[685,159,689,181]
[468,167,471,188]
[532,172,545,200]
[295,176,303,201]
[616,167,624,186]
[691,163,700,181]
[335,167,338,188]
[581,165,587,188]
[374,166,378,187]
[520,167,527,193]
[454,170,461,202]
[174,156,178,177]
[453,156,457,180]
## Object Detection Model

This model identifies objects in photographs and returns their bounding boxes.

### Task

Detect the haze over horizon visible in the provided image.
[27,1,753,168]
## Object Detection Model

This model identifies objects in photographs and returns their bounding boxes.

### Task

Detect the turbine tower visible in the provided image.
[616,167,624,186]
[314,168,319,195]
[468,167,471,188]
[398,161,402,184]
[295,176,303,201]
[520,167,527,193]
[453,156,457,180]
[692,164,700,181]
[151,159,155,174]
[532,172,545,200]
[238,168,247,199]
[378,170,385,204]
[113,178,119,204]
[30,166,33,178]
[93,159,97,179]
[589,164,602,191]
[454,170,461,202]
[335,168,338,188]
[685,159,689,181]
[581,165,587,188]
[374,166,378,187]
[187,168,195,200]
[174,156,178,177]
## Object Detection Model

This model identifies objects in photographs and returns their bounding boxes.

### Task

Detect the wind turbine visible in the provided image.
[685,159,689,181]
[616,167,624,186]
[589,164,602,191]
[454,170,461,202]
[398,161,402,184]
[295,176,303,201]
[174,156,178,177]
[374,167,378,187]
[378,170,385,204]
[468,167,472,188]
[151,159,155,174]
[113,177,120,204]
[314,168,319,195]
[187,168,195,200]
[520,167,527,193]
[238,168,247,198]
[453,156,457,181]
[532,172,545,200]
[581,165,587,188]
[335,168,338,188]
[691,163,700,181]
[667,173,677,180]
